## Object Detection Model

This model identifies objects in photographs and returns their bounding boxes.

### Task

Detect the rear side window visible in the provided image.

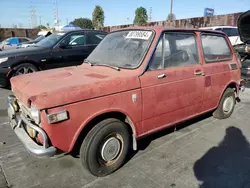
[201,34,232,63]
[86,32,106,45]
[222,28,239,37]
[19,38,29,43]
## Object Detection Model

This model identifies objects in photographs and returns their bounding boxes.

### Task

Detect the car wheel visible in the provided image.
[80,118,130,177]
[13,63,38,77]
[213,88,236,119]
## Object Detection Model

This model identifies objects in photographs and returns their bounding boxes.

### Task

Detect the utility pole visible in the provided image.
[54,0,59,29]
[30,1,37,28]
[149,7,152,22]
[170,0,173,22]
[39,16,42,28]
[66,18,69,25]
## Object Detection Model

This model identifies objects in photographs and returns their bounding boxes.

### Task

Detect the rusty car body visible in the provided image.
[8,26,243,176]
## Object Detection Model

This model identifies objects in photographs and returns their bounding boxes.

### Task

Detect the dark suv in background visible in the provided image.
[0,29,107,87]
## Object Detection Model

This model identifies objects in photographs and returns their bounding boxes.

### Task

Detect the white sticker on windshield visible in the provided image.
[126,31,152,40]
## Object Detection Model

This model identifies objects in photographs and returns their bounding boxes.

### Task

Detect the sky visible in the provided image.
[0,0,249,28]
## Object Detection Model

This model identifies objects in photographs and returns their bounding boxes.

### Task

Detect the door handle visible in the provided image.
[194,71,205,76]
[157,73,166,79]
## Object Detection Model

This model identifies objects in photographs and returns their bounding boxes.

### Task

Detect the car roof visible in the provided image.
[62,29,107,34]
[113,26,227,35]
[199,26,238,29]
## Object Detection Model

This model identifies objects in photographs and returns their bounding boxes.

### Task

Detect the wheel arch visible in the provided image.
[217,81,239,107]
[70,110,138,154]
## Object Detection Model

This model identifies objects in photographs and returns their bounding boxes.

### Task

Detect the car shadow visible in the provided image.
[193,126,250,188]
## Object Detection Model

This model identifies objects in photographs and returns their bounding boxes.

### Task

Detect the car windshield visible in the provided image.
[33,35,45,42]
[36,33,65,47]
[86,30,154,69]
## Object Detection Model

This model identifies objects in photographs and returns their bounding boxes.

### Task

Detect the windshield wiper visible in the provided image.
[84,59,93,66]
[84,60,120,71]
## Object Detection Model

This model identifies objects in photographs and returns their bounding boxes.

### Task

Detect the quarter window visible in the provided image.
[201,35,232,63]
[149,32,199,70]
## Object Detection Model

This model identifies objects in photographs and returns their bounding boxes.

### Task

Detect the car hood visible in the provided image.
[0,46,46,57]
[10,65,140,110]
[238,10,250,43]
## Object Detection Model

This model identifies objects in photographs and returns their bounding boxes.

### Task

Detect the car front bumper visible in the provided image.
[0,67,11,87]
[8,95,56,158]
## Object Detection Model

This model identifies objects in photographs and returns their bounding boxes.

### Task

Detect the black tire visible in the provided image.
[12,63,38,77]
[213,88,236,119]
[80,118,130,177]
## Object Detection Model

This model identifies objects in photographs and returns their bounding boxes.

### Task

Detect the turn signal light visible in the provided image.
[47,111,68,124]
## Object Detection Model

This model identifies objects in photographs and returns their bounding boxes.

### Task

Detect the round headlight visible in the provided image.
[30,103,40,124]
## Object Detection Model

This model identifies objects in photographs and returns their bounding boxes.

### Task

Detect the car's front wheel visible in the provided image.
[13,63,38,77]
[80,118,130,177]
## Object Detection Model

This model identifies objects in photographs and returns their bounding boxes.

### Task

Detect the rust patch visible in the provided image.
[85,73,108,79]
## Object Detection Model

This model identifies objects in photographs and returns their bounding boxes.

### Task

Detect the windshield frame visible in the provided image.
[86,28,155,70]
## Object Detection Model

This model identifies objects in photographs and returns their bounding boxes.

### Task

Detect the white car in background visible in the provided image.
[199,26,243,46]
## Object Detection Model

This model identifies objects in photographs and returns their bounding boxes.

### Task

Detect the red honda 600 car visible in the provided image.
[8,26,244,177]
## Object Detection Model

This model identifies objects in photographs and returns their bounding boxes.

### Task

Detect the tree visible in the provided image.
[35,25,47,30]
[70,18,93,29]
[92,5,105,29]
[167,13,176,21]
[133,7,148,26]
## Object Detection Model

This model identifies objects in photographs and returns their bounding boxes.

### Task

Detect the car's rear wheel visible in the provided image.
[80,118,130,177]
[13,63,38,77]
[213,88,236,119]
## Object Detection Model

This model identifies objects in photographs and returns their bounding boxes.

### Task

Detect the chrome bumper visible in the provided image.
[8,95,56,158]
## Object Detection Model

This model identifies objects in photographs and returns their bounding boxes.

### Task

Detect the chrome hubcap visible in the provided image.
[223,96,234,114]
[15,67,35,76]
[101,136,122,162]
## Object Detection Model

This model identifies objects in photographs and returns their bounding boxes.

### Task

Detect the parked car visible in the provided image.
[8,27,243,177]
[0,37,32,51]
[0,29,107,87]
[199,26,243,46]
[17,32,52,48]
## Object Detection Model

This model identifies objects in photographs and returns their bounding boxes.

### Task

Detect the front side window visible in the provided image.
[86,30,154,69]
[149,32,199,70]
[201,34,232,63]
[68,34,85,46]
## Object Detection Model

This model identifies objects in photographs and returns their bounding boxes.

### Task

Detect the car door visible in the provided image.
[139,32,205,134]
[200,33,236,112]
[48,31,89,69]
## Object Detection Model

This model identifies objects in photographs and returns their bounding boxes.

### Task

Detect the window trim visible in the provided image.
[201,33,233,63]
[147,31,200,71]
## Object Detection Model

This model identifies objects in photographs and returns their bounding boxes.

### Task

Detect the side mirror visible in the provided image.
[5,42,11,46]
[59,43,67,49]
